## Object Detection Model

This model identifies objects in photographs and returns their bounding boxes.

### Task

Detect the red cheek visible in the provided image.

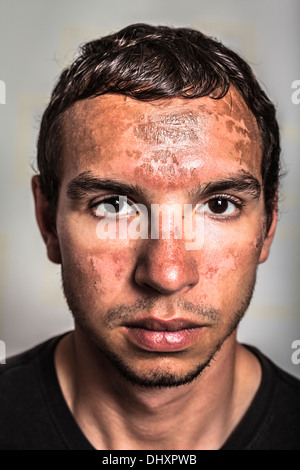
[202,265,220,280]
[198,242,258,286]
[111,253,127,281]
[87,247,134,286]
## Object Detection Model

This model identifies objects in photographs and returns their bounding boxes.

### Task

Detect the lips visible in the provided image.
[123,318,205,352]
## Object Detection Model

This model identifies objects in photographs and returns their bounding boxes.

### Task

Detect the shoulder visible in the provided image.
[0,335,64,449]
[248,344,300,397]
[272,359,300,392]
[267,355,300,419]
[247,345,300,449]
[0,339,49,387]
[224,345,300,450]
[0,337,57,389]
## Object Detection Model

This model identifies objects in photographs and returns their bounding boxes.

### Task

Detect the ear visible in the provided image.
[259,208,278,264]
[32,175,62,264]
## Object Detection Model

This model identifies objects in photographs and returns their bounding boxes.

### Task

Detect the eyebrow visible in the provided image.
[66,171,145,200]
[188,171,261,201]
[66,170,261,202]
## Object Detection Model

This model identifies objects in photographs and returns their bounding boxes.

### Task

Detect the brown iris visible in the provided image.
[208,198,230,214]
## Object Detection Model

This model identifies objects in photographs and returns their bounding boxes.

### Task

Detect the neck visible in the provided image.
[55,328,261,450]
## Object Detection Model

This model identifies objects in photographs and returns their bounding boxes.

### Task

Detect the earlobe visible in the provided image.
[32,175,62,264]
[259,208,278,264]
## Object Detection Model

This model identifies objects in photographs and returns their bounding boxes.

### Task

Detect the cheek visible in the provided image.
[197,224,262,302]
[58,218,136,296]
[87,249,133,288]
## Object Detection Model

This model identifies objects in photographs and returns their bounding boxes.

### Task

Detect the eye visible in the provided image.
[94,196,137,218]
[203,196,242,217]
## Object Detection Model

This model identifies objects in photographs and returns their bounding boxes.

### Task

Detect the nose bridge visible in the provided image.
[134,237,199,295]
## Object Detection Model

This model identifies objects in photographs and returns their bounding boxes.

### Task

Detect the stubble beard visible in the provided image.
[61,264,257,389]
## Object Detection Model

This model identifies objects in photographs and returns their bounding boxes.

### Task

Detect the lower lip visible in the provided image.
[124,327,204,352]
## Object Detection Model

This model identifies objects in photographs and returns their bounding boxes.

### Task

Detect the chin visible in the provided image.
[100,349,215,389]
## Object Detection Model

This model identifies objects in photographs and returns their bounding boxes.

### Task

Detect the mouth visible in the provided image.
[123,318,206,352]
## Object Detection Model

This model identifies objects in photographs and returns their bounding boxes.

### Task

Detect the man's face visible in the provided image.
[53,90,269,387]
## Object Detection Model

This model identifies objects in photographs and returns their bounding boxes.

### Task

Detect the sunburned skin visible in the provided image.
[134,149,199,180]
[133,109,200,145]
[196,87,261,170]
[132,107,208,182]
[50,89,276,403]
[59,91,267,301]
[31,88,280,450]
[61,91,261,197]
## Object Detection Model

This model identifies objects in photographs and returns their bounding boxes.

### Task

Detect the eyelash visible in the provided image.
[89,194,136,218]
[203,193,245,218]
[89,193,245,219]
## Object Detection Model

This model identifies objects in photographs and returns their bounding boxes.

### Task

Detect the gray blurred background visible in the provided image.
[0,0,299,377]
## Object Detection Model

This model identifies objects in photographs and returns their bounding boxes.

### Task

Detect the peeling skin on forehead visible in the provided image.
[197,86,256,127]
[133,110,200,145]
[134,149,199,181]
[60,89,262,188]
[197,87,261,140]
[132,91,261,180]
[195,88,262,172]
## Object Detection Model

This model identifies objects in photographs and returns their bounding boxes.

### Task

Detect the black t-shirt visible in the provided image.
[0,334,299,450]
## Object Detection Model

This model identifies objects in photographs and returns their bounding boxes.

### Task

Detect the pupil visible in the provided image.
[209,199,228,214]
[104,198,121,212]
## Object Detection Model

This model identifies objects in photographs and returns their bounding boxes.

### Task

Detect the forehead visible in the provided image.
[61,89,262,189]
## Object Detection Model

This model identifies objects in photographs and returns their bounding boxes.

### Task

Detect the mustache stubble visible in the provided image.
[103,296,222,330]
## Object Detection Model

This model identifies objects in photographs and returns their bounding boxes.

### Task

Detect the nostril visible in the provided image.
[134,245,199,295]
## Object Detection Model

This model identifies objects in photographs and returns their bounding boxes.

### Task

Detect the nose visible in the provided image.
[134,238,199,295]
